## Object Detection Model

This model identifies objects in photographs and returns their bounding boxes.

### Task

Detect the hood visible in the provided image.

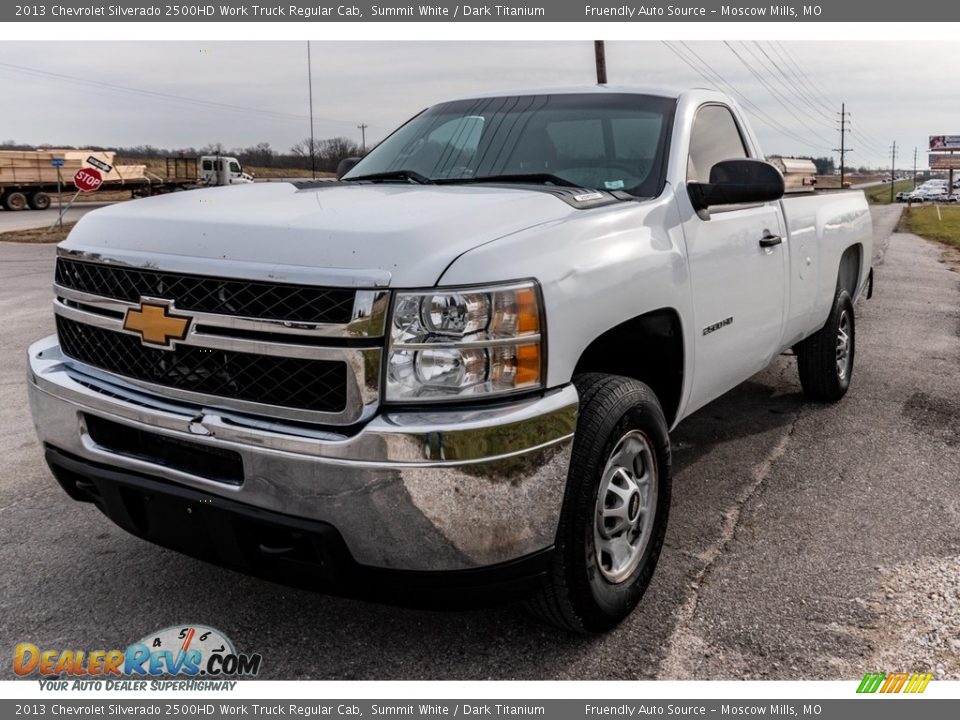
[61,182,578,287]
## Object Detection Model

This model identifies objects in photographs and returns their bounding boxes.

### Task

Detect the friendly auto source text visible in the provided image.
[584,5,820,17]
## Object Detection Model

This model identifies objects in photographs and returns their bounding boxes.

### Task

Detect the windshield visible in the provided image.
[343,93,676,197]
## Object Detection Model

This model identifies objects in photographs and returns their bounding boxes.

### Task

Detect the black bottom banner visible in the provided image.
[3,699,958,720]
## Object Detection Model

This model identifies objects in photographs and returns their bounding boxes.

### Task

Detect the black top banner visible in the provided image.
[4,1,956,22]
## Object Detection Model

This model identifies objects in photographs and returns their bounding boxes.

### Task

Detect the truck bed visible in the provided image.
[779,189,873,346]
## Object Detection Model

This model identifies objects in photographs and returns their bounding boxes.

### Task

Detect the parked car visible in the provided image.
[26,87,874,632]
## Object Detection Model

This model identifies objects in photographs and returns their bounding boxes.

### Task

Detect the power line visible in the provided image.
[767,41,886,162]
[0,60,375,131]
[736,41,832,130]
[724,41,834,147]
[774,42,887,149]
[662,41,829,154]
[750,41,834,125]
[772,42,839,110]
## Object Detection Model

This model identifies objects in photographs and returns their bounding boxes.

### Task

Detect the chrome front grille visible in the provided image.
[52,253,387,426]
[55,257,356,324]
[56,316,348,414]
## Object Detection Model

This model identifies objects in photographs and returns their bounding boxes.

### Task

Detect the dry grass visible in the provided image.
[115,157,326,180]
[815,174,886,189]
[0,221,76,244]
[249,166,328,179]
[899,205,960,248]
[866,180,914,205]
[66,189,132,203]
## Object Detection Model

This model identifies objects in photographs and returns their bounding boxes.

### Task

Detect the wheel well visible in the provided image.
[573,308,684,426]
[838,244,862,298]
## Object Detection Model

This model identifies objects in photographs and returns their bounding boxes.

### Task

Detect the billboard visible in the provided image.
[929,135,960,150]
[929,154,960,169]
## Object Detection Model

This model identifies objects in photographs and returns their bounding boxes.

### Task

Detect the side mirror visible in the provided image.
[687,159,785,213]
[336,157,362,180]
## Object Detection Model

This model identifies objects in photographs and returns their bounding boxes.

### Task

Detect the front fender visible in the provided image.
[437,190,694,406]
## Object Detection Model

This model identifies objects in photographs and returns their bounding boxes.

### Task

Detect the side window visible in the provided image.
[229,161,241,173]
[202,160,213,171]
[686,105,748,184]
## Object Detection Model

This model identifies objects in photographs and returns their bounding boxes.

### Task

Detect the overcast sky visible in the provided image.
[0,41,956,169]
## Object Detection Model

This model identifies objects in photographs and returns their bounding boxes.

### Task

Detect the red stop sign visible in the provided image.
[74,167,103,193]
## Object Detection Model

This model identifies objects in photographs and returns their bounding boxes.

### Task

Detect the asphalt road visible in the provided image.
[0,201,115,233]
[1,204,957,680]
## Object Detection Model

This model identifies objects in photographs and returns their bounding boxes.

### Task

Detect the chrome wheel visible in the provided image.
[836,310,852,381]
[594,430,658,584]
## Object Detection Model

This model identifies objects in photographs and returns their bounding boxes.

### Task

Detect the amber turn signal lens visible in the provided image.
[516,287,540,334]
[515,343,541,386]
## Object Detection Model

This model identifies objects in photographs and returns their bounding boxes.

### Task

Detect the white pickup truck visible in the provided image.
[27,86,872,633]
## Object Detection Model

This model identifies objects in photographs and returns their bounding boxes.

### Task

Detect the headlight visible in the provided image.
[386,281,544,402]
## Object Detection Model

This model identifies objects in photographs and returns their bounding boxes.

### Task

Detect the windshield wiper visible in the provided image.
[436,173,580,188]
[344,169,434,185]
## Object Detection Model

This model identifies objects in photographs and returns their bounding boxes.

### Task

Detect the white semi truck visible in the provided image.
[27,86,872,632]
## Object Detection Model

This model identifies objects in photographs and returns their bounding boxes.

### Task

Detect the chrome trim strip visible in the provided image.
[57,245,392,288]
[394,334,541,350]
[54,285,389,339]
[64,355,380,426]
[28,335,577,465]
[55,298,378,360]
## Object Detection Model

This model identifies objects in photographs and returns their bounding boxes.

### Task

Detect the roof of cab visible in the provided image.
[442,85,694,103]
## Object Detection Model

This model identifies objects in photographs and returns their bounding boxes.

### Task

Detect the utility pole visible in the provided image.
[357,124,368,153]
[889,141,898,203]
[913,147,918,189]
[834,103,851,188]
[307,41,316,180]
[594,41,607,85]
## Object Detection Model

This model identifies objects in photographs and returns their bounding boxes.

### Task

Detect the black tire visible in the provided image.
[3,191,28,211]
[27,192,51,210]
[527,373,672,633]
[796,289,855,402]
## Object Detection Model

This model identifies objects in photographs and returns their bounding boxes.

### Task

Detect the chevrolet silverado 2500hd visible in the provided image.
[27,87,873,632]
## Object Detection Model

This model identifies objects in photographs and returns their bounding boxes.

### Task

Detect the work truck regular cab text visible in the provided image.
[27,88,873,633]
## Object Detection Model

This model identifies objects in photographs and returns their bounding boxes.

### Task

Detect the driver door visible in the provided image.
[681,104,788,414]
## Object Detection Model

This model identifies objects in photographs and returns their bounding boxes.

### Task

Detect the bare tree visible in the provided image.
[290,136,362,173]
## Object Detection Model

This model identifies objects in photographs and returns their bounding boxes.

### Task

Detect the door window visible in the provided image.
[687,105,748,184]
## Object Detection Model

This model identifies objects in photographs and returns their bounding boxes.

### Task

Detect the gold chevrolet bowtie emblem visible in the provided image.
[122,301,192,349]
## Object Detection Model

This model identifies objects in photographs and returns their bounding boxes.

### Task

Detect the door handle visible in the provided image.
[759,232,783,248]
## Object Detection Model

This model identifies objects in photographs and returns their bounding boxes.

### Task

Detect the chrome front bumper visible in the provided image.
[27,335,576,573]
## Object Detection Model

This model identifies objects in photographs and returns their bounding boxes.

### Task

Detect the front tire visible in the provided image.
[527,374,672,633]
[796,289,855,402]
